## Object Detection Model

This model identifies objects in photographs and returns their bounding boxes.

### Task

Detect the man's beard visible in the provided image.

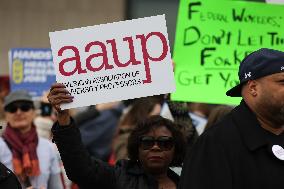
[260,94,284,128]
[278,106,284,124]
[269,103,284,127]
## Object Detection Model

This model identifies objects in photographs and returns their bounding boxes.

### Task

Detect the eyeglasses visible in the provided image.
[5,103,34,113]
[139,136,174,151]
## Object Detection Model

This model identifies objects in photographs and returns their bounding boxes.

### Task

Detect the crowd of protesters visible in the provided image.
[0,77,223,189]
[0,48,283,189]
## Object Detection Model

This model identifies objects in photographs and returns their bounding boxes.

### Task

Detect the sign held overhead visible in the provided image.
[49,15,175,109]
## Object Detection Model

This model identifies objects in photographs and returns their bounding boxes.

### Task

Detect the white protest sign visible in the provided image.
[49,15,175,109]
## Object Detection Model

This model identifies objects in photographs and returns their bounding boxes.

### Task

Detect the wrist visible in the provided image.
[57,111,71,126]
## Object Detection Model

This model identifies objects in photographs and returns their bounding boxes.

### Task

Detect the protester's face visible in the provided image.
[138,126,175,174]
[5,101,35,132]
[256,72,284,125]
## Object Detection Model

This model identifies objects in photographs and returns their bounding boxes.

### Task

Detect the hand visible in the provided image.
[48,83,74,125]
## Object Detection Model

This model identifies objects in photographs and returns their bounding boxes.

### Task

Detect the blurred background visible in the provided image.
[0,0,179,75]
[1,0,281,76]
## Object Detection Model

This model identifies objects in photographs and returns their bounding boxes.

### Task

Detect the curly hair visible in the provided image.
[127,115,186,167]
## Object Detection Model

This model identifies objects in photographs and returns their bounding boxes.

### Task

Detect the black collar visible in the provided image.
[123,160,179,185]
[232,100,271,151]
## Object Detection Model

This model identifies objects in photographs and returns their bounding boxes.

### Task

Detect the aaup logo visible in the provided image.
[281,66,284,71]
[244,72,251,79]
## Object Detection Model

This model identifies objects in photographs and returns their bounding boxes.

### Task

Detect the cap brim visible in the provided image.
[4,99,33,108]
[226,84,242,97]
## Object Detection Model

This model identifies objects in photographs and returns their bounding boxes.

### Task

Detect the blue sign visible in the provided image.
[9,48,56,99]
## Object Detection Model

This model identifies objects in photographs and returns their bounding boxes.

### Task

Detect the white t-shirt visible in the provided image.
[0,137,61,189]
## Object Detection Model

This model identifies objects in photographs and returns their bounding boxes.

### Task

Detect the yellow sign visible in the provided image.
[12,59,24,84]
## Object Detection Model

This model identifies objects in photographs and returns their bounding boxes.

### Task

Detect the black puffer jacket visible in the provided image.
[0,162,22,189]
[52,121,180,189]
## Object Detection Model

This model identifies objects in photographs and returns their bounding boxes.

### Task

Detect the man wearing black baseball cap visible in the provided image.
[179,48,284,189]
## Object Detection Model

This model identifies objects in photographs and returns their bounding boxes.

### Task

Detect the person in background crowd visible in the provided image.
[187,102,214,135]
[34,92,54,140]
[0,90,63,189]
[188,103,212,119]
[48,83,186,189]
[112,96,162,161]
[179,48,284,189]
[73,101,124,162]
[204,105,234,131]
[166,100,198,145]
[0,76,10,135]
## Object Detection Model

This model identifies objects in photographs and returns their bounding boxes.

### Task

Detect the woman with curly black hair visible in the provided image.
[48,83,186,189]
[127,115,186,168]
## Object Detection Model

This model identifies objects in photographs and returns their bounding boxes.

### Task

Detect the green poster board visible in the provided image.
[172,0,284,105]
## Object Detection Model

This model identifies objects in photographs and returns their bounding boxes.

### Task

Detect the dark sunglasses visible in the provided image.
[139,136,174,151]
[5,103,34,113]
